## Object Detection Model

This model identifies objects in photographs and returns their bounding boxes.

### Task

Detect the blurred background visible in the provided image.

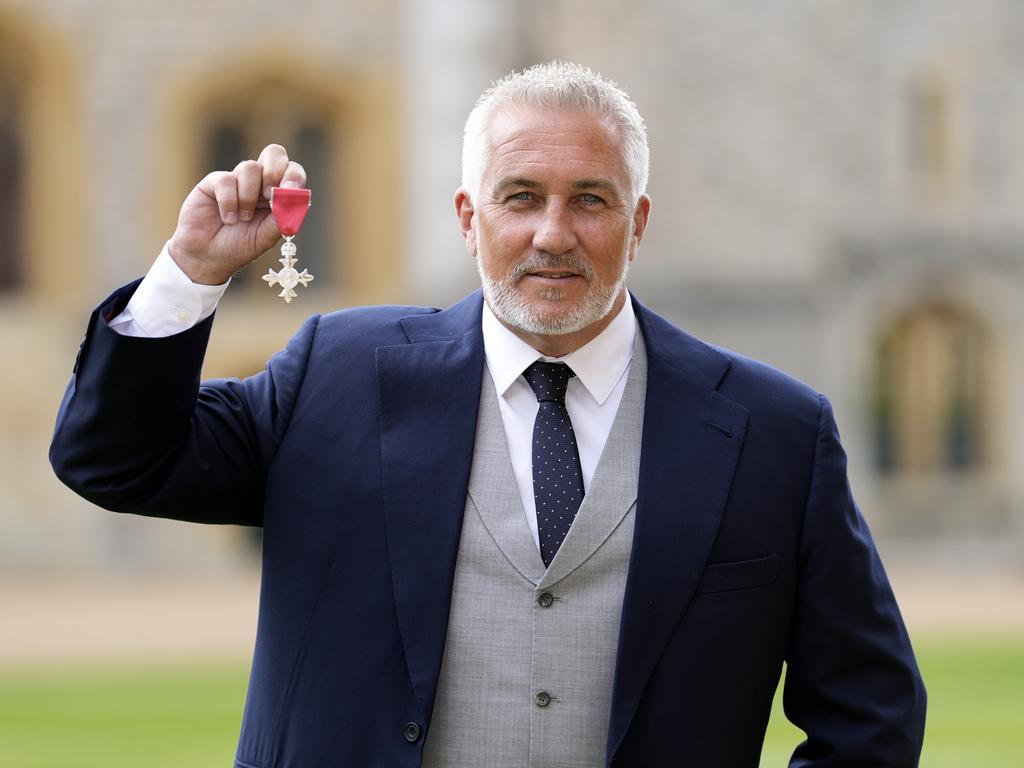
[1,0,1022,766]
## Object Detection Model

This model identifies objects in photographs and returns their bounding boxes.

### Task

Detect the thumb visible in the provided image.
[251,209,283,255]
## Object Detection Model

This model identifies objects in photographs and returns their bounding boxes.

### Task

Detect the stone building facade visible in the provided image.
[2,0,1021,572]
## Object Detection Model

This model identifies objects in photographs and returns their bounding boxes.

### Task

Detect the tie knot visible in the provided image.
[523,361,576,404]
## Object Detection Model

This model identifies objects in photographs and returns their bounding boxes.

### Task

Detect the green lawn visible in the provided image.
[760,633,1024,766]
[0,660,248,768]
[1,634,1020,767]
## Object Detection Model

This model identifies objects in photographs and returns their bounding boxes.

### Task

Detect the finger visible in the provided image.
[280,160,307,189]
[233,160,262,222]
[257,143,290,198]
[255,161,308,210]
[209,171,239,224]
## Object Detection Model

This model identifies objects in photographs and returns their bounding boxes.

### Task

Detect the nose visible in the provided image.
[532,200,578,255]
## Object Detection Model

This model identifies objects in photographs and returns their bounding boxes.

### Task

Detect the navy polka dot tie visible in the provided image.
[523,361,585,567]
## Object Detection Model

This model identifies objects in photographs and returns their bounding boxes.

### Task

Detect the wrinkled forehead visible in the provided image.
[480,105,630,188]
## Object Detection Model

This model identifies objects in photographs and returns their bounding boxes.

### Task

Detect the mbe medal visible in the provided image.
[263,186,314,303]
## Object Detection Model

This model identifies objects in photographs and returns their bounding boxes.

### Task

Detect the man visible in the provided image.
[51,61,926,767]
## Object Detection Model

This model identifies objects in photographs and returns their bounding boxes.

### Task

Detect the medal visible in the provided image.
[263,187,314,303]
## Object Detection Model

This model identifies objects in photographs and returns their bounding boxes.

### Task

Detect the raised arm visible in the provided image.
[49,145,317,525]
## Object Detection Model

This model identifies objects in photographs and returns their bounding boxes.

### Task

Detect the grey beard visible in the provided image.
[477,252,629,336]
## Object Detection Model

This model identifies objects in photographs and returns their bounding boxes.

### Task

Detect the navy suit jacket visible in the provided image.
[51,284,925,767]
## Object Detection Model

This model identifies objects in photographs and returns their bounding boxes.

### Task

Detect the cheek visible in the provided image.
[481,209,538,242]
[586,226,633,270]
[479,221,528,262]
[476,238,513,281]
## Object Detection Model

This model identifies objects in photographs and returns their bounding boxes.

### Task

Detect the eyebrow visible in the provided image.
[490,177,621,196]
[491,177,542,196]
[571,178,619,195]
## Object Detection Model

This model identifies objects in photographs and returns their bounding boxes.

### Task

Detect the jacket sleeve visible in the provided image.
[783,395,927,767]
[49,281,320,526]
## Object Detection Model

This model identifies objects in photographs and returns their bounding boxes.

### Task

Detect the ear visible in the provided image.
[627,194,651,262]
[455,188,477,257]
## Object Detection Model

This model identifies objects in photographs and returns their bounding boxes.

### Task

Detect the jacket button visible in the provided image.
[535,690,552,708]
[537,592,554,608]
[404,721,421,743]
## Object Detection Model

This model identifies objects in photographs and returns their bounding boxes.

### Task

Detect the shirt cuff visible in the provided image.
[108,242,230,337]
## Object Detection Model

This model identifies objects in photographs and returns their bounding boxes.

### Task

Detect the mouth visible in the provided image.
[521,271,586,291]
[509,254,594,287]
[526,271,581,280]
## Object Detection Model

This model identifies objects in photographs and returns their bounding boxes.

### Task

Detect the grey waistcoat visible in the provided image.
[421,335,647,768]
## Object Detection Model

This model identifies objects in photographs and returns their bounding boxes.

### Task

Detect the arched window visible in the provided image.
[872,302,989,474]
[198,78,337,295]
[0,58,24,292]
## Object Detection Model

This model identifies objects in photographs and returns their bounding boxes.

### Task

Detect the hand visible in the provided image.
[168,144,307,285]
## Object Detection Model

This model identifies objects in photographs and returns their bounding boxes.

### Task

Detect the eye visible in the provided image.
[508,191,532,202]
[577,193,605,205]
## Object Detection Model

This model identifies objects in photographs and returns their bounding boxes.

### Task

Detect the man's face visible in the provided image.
[457,106,650,354]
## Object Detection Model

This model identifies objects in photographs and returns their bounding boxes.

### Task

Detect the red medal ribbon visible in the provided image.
[270,187,311,236]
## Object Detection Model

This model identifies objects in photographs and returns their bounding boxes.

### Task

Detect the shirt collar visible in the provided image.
[482,295,636,406]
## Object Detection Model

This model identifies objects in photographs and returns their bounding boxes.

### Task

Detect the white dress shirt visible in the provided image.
[482,299,635,549]
[109,243,228,337]
[112,248,636,551]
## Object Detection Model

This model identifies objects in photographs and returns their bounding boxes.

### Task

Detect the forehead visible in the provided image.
[482,106,628,189]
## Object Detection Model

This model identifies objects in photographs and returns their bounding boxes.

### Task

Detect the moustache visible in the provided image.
[509,253,594,282]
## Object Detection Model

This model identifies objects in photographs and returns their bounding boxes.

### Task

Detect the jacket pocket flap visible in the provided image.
[696,553,780,595]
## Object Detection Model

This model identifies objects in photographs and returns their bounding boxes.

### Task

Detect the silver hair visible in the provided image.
[461,60,650,206]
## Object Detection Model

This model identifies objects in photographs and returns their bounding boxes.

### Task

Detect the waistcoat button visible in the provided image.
[535,690,552,708]
[537,592,554,607]
[404,721,421,742]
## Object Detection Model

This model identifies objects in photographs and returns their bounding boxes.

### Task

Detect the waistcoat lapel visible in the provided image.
[468,332,649,591]
[538,334,647,591]
[468,373,547,585]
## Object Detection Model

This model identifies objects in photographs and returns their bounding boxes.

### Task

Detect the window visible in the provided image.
[873,302,989,474]
[0,66,23,292]
[906,72,961,201]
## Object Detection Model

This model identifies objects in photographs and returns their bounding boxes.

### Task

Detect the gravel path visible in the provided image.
[1,573,260,665]
[2,567,1022,665]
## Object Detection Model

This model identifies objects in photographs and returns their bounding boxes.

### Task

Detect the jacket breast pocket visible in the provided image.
[695,553,780,595]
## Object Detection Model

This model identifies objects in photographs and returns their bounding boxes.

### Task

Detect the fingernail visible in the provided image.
[239,210,253,222]
[224,212,238,224]
[282,180,300,189]
[263,186,272,199]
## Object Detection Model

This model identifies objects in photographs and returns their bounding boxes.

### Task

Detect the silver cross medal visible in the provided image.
[263,186,314,303]
[263,240,314,303]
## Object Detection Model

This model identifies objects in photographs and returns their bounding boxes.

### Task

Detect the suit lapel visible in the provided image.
[607,298,750,761]
[377,292,485,725]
